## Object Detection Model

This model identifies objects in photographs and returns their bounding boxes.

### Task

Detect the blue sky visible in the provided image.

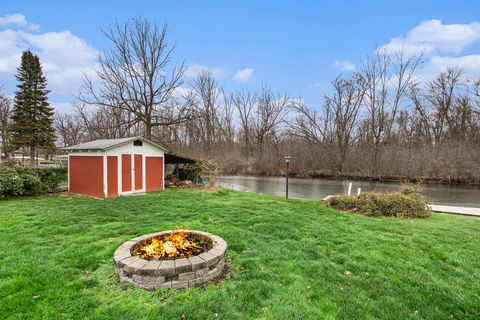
[1,0,480,112]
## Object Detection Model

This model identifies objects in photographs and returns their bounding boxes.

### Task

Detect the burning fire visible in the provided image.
[133,230,210,260]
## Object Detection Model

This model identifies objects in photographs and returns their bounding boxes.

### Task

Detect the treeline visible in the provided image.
[2,18,480,183]
[166,65,480,184]
[59,62,480,184]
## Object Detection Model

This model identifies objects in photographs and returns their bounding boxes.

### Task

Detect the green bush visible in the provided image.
[35,167,67,191]
[20,172,43,196]
[0,166,67,198]
[326,186,431,218]
[0,168,24,197]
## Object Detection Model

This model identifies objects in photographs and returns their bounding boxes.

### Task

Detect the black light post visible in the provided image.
[284,155,291,200]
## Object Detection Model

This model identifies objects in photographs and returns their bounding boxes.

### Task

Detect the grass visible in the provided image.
[0,188,479,319]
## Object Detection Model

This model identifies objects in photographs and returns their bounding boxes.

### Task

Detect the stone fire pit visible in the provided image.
[113,230,227,290]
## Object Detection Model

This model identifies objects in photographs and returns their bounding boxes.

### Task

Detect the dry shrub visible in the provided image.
[200,157,220,189]
[326,186,431,218]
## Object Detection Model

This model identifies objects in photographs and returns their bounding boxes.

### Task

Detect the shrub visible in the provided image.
[35,167,67,191]
[20,172,43,196]
[0,166,67,198]
[0,168,24,197]
[326,186,431,218]
[326,194,357,211]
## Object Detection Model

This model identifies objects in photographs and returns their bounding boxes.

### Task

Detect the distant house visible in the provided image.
[52,154,68,167]
[64,136,168,198]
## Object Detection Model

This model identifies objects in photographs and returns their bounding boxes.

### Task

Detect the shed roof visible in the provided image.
[63,136,169,152]
[165,152,197,164]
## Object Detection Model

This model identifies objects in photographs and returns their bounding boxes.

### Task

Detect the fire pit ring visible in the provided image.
[113,230,227,290]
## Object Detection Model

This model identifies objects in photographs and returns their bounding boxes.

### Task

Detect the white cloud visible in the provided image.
[172,85,194,98]
[379,20,480,55]
[0,13,39,31]
[234,68,254,83]
[0,30,23,73]
[185,64,226,79]
[332,59,356,72]
[22,31,98,92]
[0,17,98,96]
[378,19,480,81]
[417,54,480,80]
[379,19,480,55]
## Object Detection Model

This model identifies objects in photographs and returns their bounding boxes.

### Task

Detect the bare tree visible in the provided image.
[217,89,235,145]
[291,103,329,146]
[251,86,290,157]
[427,67,465,142]
[78,18,191,139]
[191,70,222,152]
[325,76,366,171]
[232,89,257,155]
[54,111,86,147]
[409,68,466,145]
[473,78,480,115]
[292,76,365,172]
[151,92,195,145]
[0,91,12,158]
[358,49,421,176]
[73,103,137,140]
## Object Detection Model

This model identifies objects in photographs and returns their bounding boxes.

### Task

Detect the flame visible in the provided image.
[134,229,209,260]
[141,237,165,259]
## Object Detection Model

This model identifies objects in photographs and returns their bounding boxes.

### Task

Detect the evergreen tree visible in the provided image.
[10,50,55,166]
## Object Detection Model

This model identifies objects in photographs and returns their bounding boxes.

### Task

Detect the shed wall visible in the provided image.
[134,154,143,191]
[107,156,118,198]
[69,156,104,198]
[122,154,132,192]
[146,156,164,192]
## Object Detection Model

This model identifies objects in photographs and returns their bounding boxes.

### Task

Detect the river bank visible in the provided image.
[221,170,480,186]
[218,174,480,208]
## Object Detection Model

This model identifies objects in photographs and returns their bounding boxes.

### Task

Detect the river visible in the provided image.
[218,175,480,208]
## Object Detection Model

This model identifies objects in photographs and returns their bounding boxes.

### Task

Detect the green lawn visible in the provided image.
[1,189,479,319]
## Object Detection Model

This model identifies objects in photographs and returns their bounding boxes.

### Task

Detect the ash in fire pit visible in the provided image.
[113,230,227,290]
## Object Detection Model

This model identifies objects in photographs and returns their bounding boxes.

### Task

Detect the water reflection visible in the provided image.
[218,175,480,208]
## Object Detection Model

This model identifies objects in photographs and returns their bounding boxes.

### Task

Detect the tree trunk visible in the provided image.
[145,117,152,139]
[30,145,36,167]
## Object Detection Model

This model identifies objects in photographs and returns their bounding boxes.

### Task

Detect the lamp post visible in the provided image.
[284,155,291,200]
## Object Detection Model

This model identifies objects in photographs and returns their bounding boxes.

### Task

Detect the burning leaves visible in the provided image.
[133,230,212,260]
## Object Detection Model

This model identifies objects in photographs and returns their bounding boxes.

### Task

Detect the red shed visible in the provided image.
[64,137,168,198]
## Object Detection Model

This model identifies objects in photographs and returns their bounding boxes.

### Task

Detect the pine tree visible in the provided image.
[10,50,55,166]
